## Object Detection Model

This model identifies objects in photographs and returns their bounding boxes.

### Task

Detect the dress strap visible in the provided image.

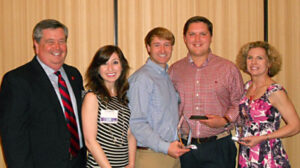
[265,83,286,99]
[244,80,252,90]
[242,81,252,97]
[82,89,92,99]
[83,90,106,109]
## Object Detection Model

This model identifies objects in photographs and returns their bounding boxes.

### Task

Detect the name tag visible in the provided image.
[100,109,119,124]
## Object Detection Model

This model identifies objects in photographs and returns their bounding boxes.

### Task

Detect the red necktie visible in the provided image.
[55,71,80,156]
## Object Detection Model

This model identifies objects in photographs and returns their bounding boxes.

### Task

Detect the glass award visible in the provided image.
[177,115,197,150]
[232,107,249,142]
[231,122,243,142]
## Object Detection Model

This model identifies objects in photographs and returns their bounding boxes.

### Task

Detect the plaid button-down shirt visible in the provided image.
[169,52,244,138]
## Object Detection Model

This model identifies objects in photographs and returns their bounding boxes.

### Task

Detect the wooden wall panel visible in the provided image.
[0,0,114,80]
[269,0,300,167]
[1,0,299,167]
[0,0,114,167]
[118,0,263,76]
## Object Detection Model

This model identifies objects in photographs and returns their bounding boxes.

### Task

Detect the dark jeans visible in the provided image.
[180,135,237,168]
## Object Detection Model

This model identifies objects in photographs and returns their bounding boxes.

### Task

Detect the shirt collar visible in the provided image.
[146,57,168,74]
[187,49,214,67]
[36,56,65,76]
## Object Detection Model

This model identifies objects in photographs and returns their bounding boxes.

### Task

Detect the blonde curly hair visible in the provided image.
[236,41,282,77]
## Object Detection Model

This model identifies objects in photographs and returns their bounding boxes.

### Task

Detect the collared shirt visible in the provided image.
[128,58,179,154]
[36,56,83,148]
[168,52,244,138]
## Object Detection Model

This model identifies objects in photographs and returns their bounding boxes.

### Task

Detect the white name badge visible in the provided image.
[100,109,119,124]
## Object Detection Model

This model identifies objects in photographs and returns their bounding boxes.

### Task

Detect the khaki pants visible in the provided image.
[135,148,180,168]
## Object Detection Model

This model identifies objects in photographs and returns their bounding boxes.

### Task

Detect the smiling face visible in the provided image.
[247,47,270,77]
[146,36,173,68]
[34,28,67,71]
[98,52,122,87]
[184,22,212,58]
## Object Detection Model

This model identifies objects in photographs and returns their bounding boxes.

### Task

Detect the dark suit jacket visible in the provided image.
[0,57,86,168]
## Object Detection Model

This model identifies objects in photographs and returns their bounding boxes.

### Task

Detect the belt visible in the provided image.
[137,146,150,150]
[184,131,230,144]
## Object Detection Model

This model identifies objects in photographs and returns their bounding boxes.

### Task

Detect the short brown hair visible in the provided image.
[236,41,282,77]
[144,27,175,47]
[183,16,213,36]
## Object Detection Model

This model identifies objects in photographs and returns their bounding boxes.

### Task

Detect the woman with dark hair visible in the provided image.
[236,41,300,168]
[82,45,136,168]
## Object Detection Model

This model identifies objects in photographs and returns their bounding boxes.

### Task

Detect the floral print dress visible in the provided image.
[238,81,290,168]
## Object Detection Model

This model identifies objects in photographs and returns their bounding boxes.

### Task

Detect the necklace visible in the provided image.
[249,95,254,102]
[248,78,271,102]
[105,98,128,147]
[110,109,126,147]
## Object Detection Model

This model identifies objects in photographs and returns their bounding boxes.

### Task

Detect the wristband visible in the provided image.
[223,116,230,123]
[223,116,231,128]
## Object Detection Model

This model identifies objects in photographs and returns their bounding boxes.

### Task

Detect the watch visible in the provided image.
[223,116,231,128]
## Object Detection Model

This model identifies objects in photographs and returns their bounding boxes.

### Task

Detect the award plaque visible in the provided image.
[177,115,197,150]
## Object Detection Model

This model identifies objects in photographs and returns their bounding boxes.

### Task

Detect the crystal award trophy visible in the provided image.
[232,107,249,142]
[231,122,243,142]
[177,115,197,150]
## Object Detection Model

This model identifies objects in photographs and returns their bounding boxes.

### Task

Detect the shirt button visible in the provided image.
[196,93,199,97]
[196,80,199,84]
[195,107,199,110]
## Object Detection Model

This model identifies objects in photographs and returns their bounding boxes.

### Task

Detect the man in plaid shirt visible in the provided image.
[169,16,244,168]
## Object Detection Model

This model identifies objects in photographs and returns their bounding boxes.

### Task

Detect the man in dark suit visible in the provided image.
[0,19,86,168]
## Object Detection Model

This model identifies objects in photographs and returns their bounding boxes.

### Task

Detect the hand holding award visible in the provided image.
[177,115,197,150]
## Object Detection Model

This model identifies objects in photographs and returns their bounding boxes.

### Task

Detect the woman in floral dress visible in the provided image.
[235,41,300,168]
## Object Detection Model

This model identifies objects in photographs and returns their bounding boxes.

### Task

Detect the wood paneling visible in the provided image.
[0,0,114,167]
[118,0,263,75]
[269,1,300,167]
[1,0,299,167]
[0,0,114,79]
